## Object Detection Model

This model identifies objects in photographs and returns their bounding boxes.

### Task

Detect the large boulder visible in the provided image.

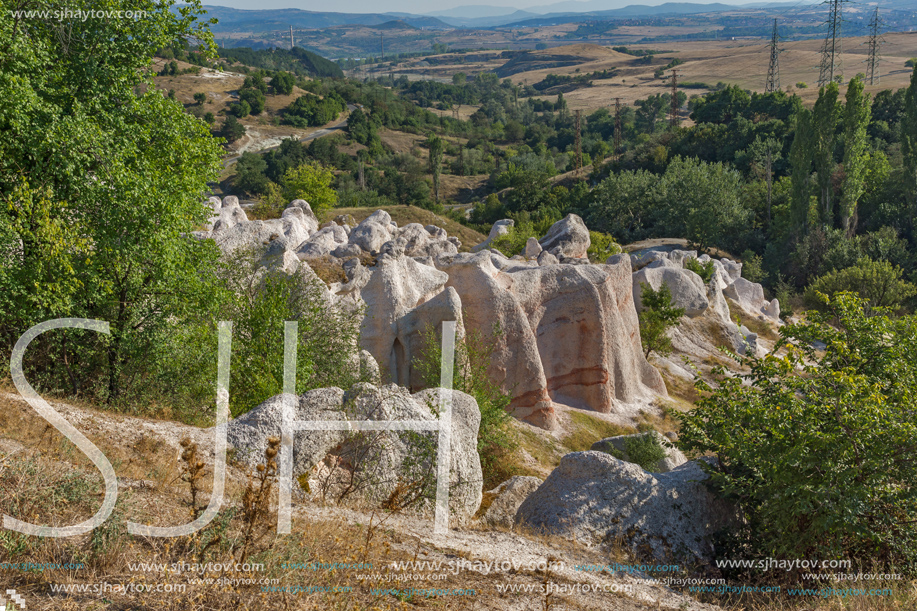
[590,431,687,473]
[349,210,395,253]
[632,266,709,318]
[225,383,482,523]
[435,251,665,429]
[471,219,514,253]
[538,214,590,259]
[482,475,543,528]
[296,224,350,259]
[515,452,734,562]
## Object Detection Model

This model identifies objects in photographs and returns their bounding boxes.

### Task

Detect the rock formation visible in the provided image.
[515,452,734,562]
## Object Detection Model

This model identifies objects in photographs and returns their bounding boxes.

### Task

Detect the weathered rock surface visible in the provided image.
[538,214,590,259]
[482,476,543,528]
[337,254,464,391]
[226,383,482,523]
[590,431,687,473]
[632,266,709,318]
[724,277,781,323]
[435,251,665,428]
[515,452,734,562]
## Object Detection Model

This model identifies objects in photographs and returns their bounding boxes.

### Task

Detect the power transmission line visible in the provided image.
[765,19,781,93]
[865,7,883,86]
[817,0,846,87]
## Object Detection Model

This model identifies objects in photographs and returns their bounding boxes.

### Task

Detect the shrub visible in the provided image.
[586,231,621,263]
[415,323,517,490]
[679,293,917,566]
[214,251,366,417]
[906,58,916,68]
[638,282,685,359]
[739,249,766,283]
[281,162,337,214]
[623,434,668,471]
[685,257,715,283]
[796,81,807,88]
[804,258,916,313]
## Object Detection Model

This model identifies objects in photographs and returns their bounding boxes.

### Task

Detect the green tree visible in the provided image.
[840,77,872,237]
[215,252,365,416]
[193,92,207,105]
[234,152,270,195]
[239,88,266,115]
[0,0,223,404]
[804,258,916,313]
[679,293,917,564]
[812,82,841,222]
[281,163,337,214]
[452,72,467,86]
[789,107,815,229]
[638,283,685,359]
[903,66,917,210]
[219,115,246,143]
[271,71,296,95]
[427,135,445,202]
[658,156,749,253]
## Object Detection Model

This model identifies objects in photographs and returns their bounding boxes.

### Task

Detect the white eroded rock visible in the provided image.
[538,214,590,259]
[515,452,734,562]
[482,475,543,528]
[632,266,709,318]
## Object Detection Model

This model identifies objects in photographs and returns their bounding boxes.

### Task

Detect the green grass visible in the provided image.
[563,411,636,452]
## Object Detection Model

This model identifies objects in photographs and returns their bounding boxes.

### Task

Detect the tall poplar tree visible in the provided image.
[840,77,872,238]
[812,82,841,224]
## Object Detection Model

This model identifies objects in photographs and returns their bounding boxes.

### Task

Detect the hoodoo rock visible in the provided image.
[435,251,665,428]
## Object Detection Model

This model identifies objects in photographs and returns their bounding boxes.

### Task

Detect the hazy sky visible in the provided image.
[203,0,757,16]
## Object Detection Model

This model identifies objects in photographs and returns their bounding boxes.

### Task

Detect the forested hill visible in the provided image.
[218,47,343,78]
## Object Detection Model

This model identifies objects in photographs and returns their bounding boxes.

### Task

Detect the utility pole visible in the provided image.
[381,34,384,61]
[817,0,845,87]
[669,70,680,129]
[574,109,583,177]
[290,26,294,51]
[613,97,623,161]
[865,7,882,86]
[765,19,781,93]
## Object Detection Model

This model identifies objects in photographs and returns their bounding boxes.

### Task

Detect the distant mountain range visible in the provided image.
[200,0,916,33]
[203,6,452,31]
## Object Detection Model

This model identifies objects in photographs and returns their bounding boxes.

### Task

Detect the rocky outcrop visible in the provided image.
[538,214,590,259]
[724,277,781,323]
[482,476,543,528]
[226,383,482,523]
[590,431,687,473]
[515,452,734,562]
[435,251,665,428]
[200,201,673,432]
[632,266,709,318]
